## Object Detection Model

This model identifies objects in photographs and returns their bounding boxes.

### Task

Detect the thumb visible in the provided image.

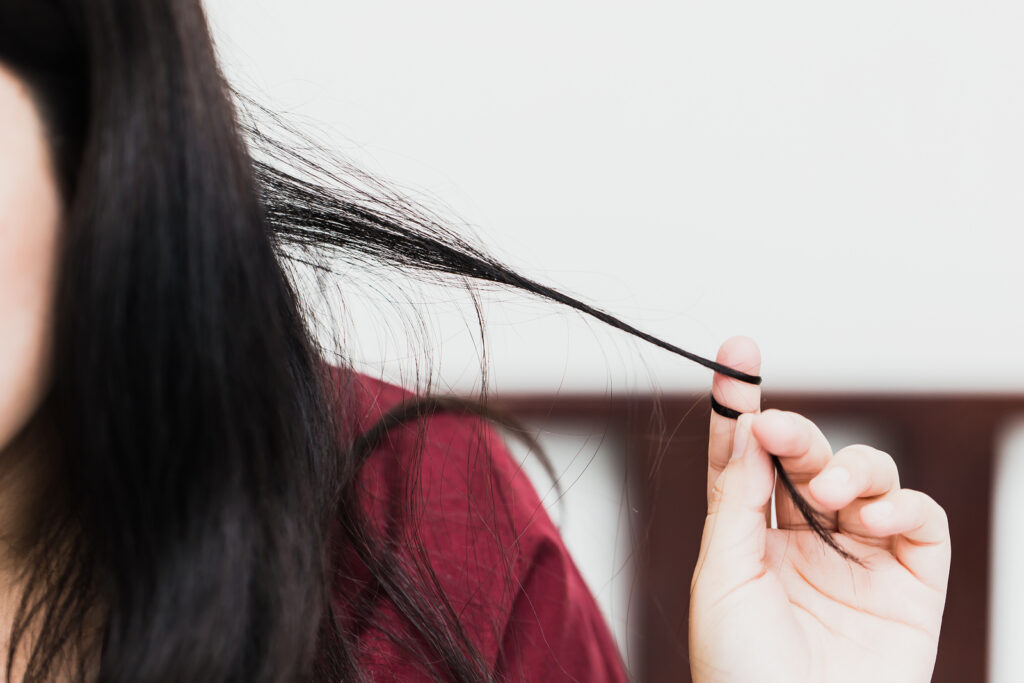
[696,413,776,580]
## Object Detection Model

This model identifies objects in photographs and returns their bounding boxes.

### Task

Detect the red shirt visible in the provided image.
[328,371,629,682]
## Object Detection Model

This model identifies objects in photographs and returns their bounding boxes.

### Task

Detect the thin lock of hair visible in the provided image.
[240,99,852,560]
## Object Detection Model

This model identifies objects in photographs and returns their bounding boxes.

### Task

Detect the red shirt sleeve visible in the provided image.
[330,372,629,682]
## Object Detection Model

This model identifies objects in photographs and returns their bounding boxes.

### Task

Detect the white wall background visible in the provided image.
[204,0,1024,395]
[202,2,1024,678]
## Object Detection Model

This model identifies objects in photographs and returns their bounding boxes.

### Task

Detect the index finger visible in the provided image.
[707,336,762,505]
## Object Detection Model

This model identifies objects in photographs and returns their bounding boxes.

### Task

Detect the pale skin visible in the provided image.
[0,66,59,465]
[0,64,94,682]
[690,336,951,682]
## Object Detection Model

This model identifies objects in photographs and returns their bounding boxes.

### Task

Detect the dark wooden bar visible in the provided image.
[489,392,1024,682]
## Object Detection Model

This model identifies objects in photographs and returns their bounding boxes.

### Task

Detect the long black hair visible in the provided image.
[0,1,832,681]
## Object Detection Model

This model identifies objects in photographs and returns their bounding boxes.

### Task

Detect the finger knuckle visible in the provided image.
[835,444,898,473]
[908,489,949,529]
[708,472,728,507]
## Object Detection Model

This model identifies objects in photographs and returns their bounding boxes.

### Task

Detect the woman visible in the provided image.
[0,1,950,681]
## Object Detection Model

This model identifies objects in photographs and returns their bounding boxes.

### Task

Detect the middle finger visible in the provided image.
[751,409,837,531]
[808,444,900,538]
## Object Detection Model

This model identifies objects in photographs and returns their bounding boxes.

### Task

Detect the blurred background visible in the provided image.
[204,2,1024,680]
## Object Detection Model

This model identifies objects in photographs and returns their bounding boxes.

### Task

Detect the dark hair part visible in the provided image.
[0,1,837,681]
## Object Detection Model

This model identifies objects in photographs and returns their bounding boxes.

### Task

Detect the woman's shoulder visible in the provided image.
[330,369,629,682]
[340,370,543,580]
[335,370,561,616]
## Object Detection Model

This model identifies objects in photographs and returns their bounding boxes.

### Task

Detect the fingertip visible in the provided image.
[860,500,896,530]
[752,409,790,432]
[711,337,763,416]
[807,468,853,510]
[751,410,805,452]
[715,336,762,374]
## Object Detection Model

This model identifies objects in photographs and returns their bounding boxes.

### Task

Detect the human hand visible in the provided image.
[689,337,950,683]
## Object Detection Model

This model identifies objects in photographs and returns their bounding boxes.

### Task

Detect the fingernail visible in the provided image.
[862,500,894,523]
[815,466,850,489]
[731,415,751,461]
